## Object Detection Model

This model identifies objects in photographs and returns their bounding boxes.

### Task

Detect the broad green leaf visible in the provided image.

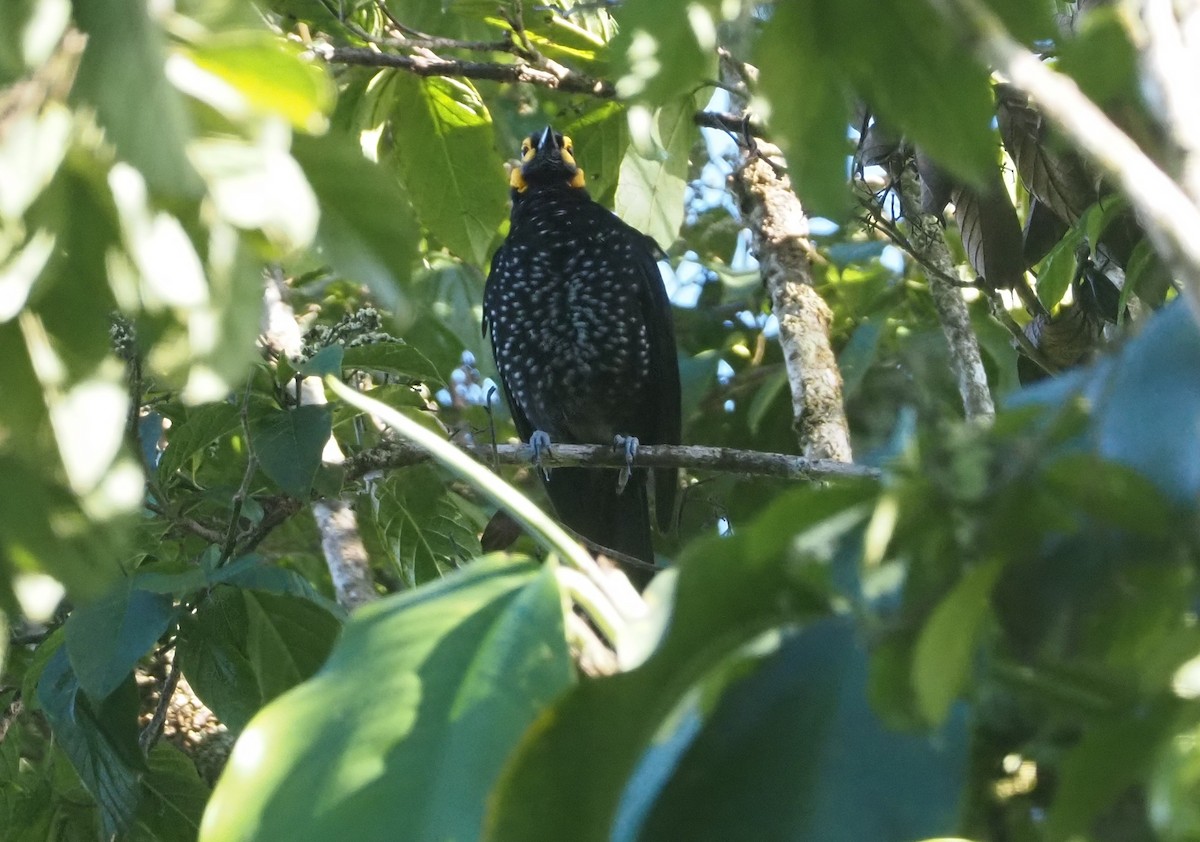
[986,0,1055,43]
[637,619,968,841]
[200,557,572,842]
[611,0,716,102]
[615,97,694,248]
[341,341,444,386]
[292,132,419,321]
[755,0,852,216]
[37,648,144,837]
[72,0,201,198]
[177,585,341,732]
[158,401,242,480]
[183,31,334,132]
[363,467,481,588]
[912,558,1003,725]
[65,580,175,702]
[486,484,872,841]
[251,404,332,498]
[388,73,509,267]
[131,743,211,842]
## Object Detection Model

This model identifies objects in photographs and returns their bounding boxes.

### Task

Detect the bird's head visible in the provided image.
[509,126,586,193]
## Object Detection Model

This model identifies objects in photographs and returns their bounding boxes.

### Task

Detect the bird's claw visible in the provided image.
[530,430,553,480]
[613,434,639,494]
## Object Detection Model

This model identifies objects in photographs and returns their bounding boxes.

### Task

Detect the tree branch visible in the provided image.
[344,440,880,483]
[313,44,615,97]
[892,170,997,421]
[733,141,855,461]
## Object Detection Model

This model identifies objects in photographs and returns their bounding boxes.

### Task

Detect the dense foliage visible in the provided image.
[2,0,1199,840]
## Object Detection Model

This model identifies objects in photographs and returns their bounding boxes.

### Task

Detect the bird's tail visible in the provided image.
[544,467,655,578]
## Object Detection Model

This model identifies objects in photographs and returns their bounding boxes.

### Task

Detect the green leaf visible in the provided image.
[755,0,852,216]
[1042,453,1172,537]
[37,649,144,837]
[183,31,334,132]
[295,344,344,378]
[563,101,630,205]
[71,0,201,198]
[614,97,694,248]
[637,619,968,841]
[1046,705,1175,840]
[912,558,1003,726]
[130,743,211,842]
[177,585,341,732]
[210,554,344,617]
[251,404,332,498]
[986,0,1055,43]
[200,557,572,842]
[1035,223,1084,309]
[388,73,509,266]
[158,401,242,480]
[291,132,419,322]
[341,341,444,386]
[611,0,716,102]
[486,484,872,840]
[852,1,996,191]
[363,467,481,588]
[65,580,175,703]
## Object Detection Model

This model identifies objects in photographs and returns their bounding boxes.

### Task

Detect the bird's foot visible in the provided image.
[613,434,639,494]
[530,430,553,481]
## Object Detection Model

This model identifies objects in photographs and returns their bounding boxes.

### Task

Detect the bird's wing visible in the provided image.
[632,229,682,530]
[484,243,535,442]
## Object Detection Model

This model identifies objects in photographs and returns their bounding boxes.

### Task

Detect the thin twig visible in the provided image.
[220,379,259,566]
[139,657,181,754]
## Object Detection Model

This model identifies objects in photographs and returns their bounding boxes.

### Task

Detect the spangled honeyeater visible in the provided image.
[483,126,681,574]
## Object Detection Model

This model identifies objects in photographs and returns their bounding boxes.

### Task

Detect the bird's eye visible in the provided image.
[563,137,574,153]
[520,140,531,154]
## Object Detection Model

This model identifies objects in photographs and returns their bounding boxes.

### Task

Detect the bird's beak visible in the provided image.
[536,126,559,156]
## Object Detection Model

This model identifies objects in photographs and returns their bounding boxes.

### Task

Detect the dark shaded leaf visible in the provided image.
[638,619,968,842]
[177,586,341,732]
[952,176,1025,291]
[997,86,1096,224]
[251,405,332,498]
[37,649,144,837]
[65,581,175,702]
[158,402,241,480]
[1024,196,1072,267]
[131,743,211,842]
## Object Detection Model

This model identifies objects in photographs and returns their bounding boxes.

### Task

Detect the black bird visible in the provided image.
[483,126,681,572]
